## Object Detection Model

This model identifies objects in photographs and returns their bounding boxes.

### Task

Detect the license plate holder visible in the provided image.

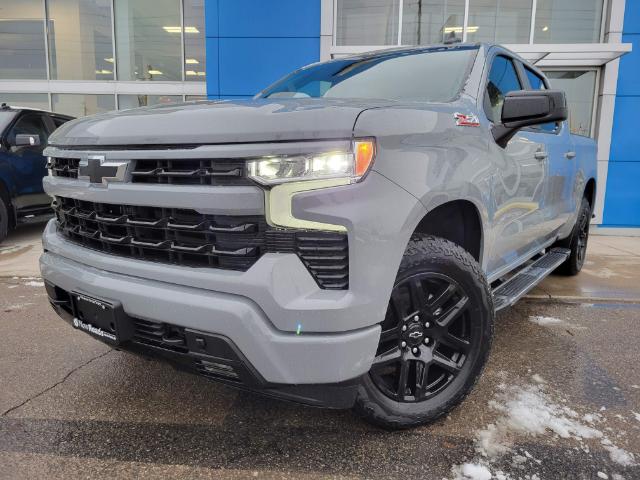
[71,292,127,345]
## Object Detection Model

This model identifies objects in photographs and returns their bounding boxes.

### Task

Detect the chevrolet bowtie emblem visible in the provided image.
[78,155,128,185]
[408,331,423,339]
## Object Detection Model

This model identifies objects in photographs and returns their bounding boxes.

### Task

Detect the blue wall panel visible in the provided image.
[602,3,640,227]
[204,0,219,37]
[219,38,319,95]
[616,34,640,96]
[204,37,219,96]
[623,0,640,33]
[205,0,320,98]
[609,96,640,163]
[218,0,320,38]
[602,162,640,226]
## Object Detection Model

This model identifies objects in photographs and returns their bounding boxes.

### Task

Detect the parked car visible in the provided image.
[0,104,73,242]
[40,43,596,429]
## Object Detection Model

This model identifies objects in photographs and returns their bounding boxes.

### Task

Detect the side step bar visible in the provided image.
[492,247,570,312]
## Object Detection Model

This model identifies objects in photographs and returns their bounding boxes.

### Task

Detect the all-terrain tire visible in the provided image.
[0,195,9,244]
[353,235,494,429]
[555,197,591,276]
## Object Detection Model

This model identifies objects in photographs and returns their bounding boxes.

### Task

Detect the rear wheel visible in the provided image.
[555,197,591,276]
[0,196,9,244]
[354,235,494,429]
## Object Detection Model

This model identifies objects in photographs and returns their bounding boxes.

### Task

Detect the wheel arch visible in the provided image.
[411,199,484,265]
[583,177,596,209]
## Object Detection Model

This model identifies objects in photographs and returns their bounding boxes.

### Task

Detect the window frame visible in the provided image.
[482,53,524,124]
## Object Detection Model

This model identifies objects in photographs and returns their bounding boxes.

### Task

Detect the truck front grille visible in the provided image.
[53,196,349,289]
[53,196,266,271]
[132,159,252,186]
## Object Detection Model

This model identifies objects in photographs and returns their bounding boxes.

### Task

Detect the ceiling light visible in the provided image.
[185,58,199,64]
[95,69,112,74]
[542,25,549,31]
[443,26,478,33]
[148,69,163,75]
[163,26,199,34]
[104,57,114,63]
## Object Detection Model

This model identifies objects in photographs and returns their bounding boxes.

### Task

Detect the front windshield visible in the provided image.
[259,46,478,103]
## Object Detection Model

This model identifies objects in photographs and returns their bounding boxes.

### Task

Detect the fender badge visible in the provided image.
[454,112,480,127]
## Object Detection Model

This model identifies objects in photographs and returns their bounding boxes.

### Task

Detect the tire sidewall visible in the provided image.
[356,237,494,428]
[0,196,8,243]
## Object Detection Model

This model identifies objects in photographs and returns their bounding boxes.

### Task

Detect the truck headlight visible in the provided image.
[246,139,375,185]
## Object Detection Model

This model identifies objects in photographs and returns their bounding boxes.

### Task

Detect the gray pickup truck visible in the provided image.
[41,43,596,429]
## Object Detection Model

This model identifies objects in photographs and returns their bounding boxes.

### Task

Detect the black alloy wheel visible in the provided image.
[370,272,476,402]
[354,235,493,429]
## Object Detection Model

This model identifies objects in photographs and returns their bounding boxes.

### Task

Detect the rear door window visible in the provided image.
[523,66,558,133]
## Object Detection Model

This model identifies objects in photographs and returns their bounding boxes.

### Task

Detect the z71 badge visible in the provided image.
[454,112,480,127]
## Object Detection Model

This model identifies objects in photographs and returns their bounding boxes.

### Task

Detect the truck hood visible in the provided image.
[49,98,394,147]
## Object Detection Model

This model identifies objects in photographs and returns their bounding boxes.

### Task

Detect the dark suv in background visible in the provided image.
[0,103,73,242]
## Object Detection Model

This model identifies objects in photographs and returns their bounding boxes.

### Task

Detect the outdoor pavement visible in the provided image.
[1,222,640,479]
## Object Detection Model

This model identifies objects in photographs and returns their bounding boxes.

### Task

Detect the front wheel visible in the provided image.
[354,235,494,429]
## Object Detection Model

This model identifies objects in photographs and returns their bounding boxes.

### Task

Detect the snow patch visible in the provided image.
[23,281,44,287]
[476,384,602,459]
[451,463,492,480]
[632,412,640,423]
[528,315,563,326]
[603,443,635,467]
[597,472,609,479]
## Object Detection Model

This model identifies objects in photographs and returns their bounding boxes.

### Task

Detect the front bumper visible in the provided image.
[44,279,362,408]
[40,245,380,390]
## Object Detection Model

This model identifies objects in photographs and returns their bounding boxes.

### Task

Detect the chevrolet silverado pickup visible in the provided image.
[41,43,596,429]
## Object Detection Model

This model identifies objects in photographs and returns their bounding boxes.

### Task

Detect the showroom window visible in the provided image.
[51,94,116,117]
[335,0,605,46]
[401,0,464,45]
[0,0,48,79]
[336,0,400,46]
[183,0,206,81]
[114,0,183,81]
[117,94,182,110]
[543,70,597,137]
[0,93,50,111]
[534,0,604,43]
[47,0,114,80]
[466,0,532,44]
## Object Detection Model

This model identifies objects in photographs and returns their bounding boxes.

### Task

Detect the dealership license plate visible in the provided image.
[71,292,120,345]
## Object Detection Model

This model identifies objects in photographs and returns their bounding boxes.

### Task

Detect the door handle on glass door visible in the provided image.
[565,151,576,159]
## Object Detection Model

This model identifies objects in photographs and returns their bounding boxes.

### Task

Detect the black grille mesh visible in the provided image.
[132,159,252,186]
[53,196,349,289]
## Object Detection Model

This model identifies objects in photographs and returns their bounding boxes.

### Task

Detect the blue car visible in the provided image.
[0,103,73,242]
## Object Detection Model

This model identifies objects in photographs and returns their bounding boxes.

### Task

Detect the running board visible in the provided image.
[492,248,570,312]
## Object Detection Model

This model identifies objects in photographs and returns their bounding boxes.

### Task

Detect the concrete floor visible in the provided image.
[1,223,640,479]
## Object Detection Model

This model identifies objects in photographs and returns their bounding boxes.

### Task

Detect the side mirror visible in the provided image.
[492,90,567,148]
[14,133,42,147]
